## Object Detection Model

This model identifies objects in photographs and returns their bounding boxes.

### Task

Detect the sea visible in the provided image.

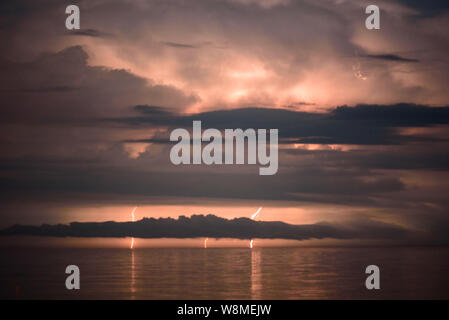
[1,246,449,299]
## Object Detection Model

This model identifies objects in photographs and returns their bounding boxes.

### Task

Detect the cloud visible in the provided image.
[396,0,449,17]
[0,46,197,126]
[116,103,449,145]
[227,0,291,9]
[361,54,419,63]
[0,214,410,241]
[161,42,200,49]
[1,100,447,219]
[284,145,449,171]
[67,28,112,38]
[4,0,448,108]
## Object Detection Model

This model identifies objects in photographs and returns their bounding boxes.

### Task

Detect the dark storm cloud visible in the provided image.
[0,158,405,204]
[67,28,112,38]
[0,214,409,241]
[161,42,199,49]
[331,104,449,126]
[284,146,449,171]
[0,46,197,125]
[397,0,449,17]
[130,103,449,127]
[361,54,419,63]
[116,103,449,145]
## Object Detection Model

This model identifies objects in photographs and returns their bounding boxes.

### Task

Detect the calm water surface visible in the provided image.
[1,247,449,299]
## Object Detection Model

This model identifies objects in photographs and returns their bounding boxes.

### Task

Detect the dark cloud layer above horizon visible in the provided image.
[118,103,449,145]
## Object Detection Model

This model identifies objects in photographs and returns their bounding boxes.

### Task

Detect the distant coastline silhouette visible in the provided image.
[0,214,408,241]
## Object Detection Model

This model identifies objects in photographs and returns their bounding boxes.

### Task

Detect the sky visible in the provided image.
[1,0,449,245]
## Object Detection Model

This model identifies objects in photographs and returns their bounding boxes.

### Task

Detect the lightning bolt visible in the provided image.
[130,206,137,249]
[251,207,263,220]
[249,207,262,249]
[131,206,137,222]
